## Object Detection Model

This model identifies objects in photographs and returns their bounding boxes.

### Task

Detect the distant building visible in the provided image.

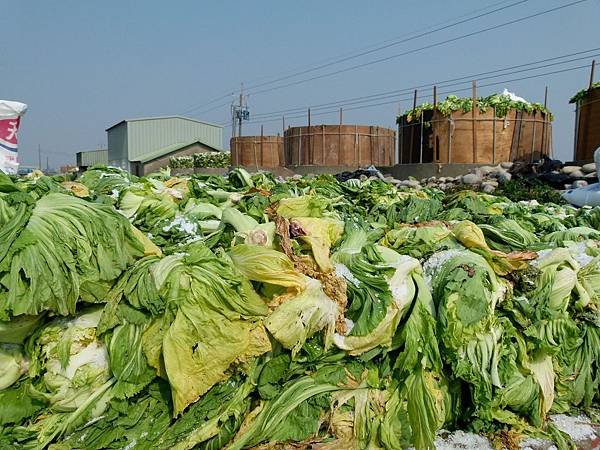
[76,149,108,171]
[106,116,223,175]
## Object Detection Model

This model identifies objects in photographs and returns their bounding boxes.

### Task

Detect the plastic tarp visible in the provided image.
[562,148,600,207]
[0,100,28,174]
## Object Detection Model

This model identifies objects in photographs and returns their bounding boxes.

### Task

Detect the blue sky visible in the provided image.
[4,0,599,168]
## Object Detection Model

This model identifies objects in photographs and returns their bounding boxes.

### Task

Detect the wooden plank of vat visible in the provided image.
[472,81,478,164]
[492,107,497,164]
[419,111,424,164]
[260,125,264,168]
[321,125,325,165]
[530,112,536,163]
[448,119,453,164]
[410,90,417,164]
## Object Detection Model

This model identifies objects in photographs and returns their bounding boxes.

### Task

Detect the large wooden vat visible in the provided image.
[230,136,284,168]
[284,125,396,167]
[574,88,600,161]
[398,109,552,164]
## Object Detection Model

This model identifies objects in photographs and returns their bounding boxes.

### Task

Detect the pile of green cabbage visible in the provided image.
[0,167,599,450]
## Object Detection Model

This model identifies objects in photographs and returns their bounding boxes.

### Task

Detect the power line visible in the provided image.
[242,0,530,92]
[241,63,591,126]
[248,49,600,120]
[247,0,590,97]
[177,0,527,117]
[230,49,600,124]
[180,92,235,115]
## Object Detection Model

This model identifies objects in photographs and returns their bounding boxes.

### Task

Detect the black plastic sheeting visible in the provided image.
[510,157,597,189]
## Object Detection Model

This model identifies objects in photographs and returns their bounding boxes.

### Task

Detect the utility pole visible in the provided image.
[231,103,236,139]
[238,83,243,138]
[38,144,42,170]
[589,59,596,89]
[46,156,49,174]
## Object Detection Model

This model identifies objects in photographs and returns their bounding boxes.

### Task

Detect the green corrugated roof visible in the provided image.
[134,140,222,163]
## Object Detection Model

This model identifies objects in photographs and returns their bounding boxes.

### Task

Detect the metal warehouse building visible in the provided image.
[106,116,223,175]
[76,149,108,170]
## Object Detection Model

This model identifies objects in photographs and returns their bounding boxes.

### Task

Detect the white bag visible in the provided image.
[0,100,28,174]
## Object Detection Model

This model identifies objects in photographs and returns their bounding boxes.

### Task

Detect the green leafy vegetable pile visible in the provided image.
[398,93,553,124]
[0,167,598,449]
[170,152,231,169]
[569,81,600,104]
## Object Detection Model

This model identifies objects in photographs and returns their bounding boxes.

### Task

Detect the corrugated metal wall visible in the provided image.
[127,117,223,161]
[107,122,128,169]
[79,149,108,166]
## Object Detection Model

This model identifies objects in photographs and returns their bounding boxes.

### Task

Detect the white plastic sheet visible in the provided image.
[562,148,600,207]
[0,100,28,174]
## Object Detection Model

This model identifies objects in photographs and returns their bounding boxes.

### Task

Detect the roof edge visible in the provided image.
[106,115,223,131]
[134,139,224,164]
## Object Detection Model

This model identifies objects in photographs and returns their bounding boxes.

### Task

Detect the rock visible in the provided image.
[582,163,596,173]
[359,174,368,182]
[399,179,420,189]
[500,162,514,169]
[562,166,581,175]
[570,170,585,178]
[462,173,482,185]
[478,165,496,175]
[584,171,597,178]
[572,180,588,188]
[497,172,512,183]
[485,180,499,187]
[482,184,496,194]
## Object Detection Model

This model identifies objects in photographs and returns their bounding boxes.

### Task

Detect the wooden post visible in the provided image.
[338,109,342,166]
[531,112,537,163]
[472,80,478,163]
[321,125,325,165]
[409,90,417,164]
[298,128,302,166]
[447,119,452,164]
[419,111,424,164]
[399,116,404,164]
[307,108,311,165]
[541,86,548,157]
[260,125,264,168]
[589,59,596,89]
[355,125,359,166]
[492,107,497,164]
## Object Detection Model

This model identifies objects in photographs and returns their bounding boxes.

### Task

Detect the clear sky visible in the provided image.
[4,0,599,168]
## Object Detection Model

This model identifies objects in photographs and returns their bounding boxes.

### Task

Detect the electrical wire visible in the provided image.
[247,0,590,97]
[224,49,598,125]
[177,0,529,116]
[242,0,530,92]
[240,63,591,126]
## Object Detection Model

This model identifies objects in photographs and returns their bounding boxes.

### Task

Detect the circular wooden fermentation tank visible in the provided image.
[230,136,284,168]
[398,109,553,164]
[284,125,396,167]
[574,88,600,161]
